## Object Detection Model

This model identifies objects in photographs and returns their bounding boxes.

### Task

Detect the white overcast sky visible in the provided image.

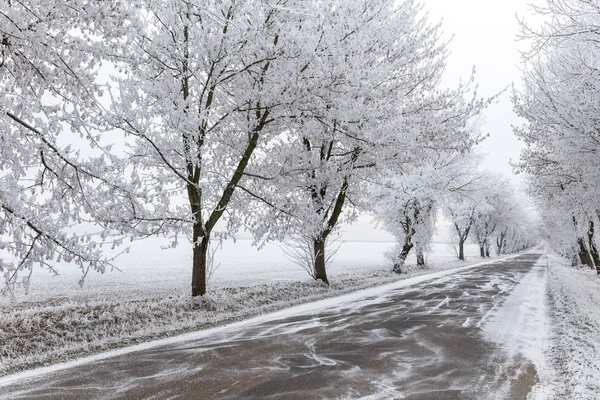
[422,0,540,182]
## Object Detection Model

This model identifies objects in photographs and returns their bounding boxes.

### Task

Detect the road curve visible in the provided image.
[2,253,543,399]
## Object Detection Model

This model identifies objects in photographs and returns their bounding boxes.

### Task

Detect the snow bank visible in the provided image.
[482,253,550,399]
[544,252,600,399]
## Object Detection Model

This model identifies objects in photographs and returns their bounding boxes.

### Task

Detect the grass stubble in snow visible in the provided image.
[0,270,404,376]
[0,241,489,377]
[544,252,600,399]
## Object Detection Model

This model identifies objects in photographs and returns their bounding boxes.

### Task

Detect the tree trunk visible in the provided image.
[416,247,425,267]
[571,252,579,267]
[590,245,600,275]
[393,242,413,273]
[496,232,506,255]
[308,177,349,285]
[192,227,209,297]
[578,237,594,269]
[458,239,465,261]
[588,222,600,274]
[485,245,491,258]
[313,238,329,284]
[479,242,485,258]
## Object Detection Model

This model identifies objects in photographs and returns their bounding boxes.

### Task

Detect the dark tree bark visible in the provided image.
[416,247,425,267]
[313,238,328,283]
[588,221,600,274]
[496,231,506,255]
[578,237,594,269]
[452,211,473,262]
[393,241,413,273]
[302,136,355,285]
[393,212,418,273]
[188,122,265,297]
[458,239,466,261]
[191,231,209,297]
[479,243,485,258]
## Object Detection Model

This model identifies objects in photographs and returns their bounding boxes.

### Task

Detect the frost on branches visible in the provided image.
[372,153,481,272]
[0,1,140,298]
[95,0,321,297]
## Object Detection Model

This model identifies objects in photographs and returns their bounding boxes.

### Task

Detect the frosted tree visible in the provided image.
[374,177,437,273]
[243,0,492,283]
[372,151,483,272]
[445,171,495,261]
[471,175,516,258]
[0,1,139,295]
[447,172,537,261]
[446,198,477,261]
[92,0,324,296]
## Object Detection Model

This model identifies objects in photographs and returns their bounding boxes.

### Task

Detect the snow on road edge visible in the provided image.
[544,252,600,399]
[482,253,550,399]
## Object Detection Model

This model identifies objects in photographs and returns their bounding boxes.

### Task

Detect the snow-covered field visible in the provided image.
[544,252,600,399]
[0,238,485,376]
[2,237,472,304]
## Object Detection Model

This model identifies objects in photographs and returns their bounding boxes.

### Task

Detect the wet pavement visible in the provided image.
[1,253,543,399]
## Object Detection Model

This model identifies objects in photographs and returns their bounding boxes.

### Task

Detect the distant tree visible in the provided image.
[471,176,514,258]
[446,172,534,261]
[373,152,482,272]
[447,200,476,262]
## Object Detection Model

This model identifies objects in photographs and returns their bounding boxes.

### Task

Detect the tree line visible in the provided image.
[514,0,600,273]
[1,0,535,298]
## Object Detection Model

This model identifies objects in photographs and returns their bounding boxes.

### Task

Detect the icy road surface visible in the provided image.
[1,252,545,399]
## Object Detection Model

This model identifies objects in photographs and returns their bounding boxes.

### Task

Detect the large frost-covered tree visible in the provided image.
[98,0,320,296]
[242,0,492,283]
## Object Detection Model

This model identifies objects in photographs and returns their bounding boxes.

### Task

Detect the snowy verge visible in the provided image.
[482,254,549,399]
[0,254,520,379]
[544,252,600,399]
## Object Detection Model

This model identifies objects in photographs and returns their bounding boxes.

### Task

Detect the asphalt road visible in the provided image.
[2,252,543,399]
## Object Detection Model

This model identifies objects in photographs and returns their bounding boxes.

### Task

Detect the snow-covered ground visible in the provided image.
[543,251,600,399]
[482,254,550,399]
[4,237,600,398]
[0,238,486,376]
[480,249,600,399]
